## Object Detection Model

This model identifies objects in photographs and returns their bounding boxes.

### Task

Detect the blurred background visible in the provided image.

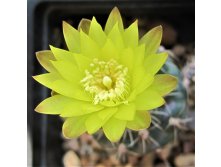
[27,0,195,166]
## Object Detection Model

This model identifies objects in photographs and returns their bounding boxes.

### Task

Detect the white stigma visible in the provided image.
[102,76,112,89]
[81,59,130,104]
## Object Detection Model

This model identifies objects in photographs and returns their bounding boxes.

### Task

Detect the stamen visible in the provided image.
[81,59,130,104]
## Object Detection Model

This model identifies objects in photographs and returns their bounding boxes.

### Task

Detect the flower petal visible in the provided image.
[100,100,122,107]
[144,52,168,75]
[35,95,72,114]
[128,45,154,96]
[103,117,126,142]
[119,48,134,72]
[101,38,119,61]
[33,73,91,101]
[36,50,57,72]
[108,23,124,51]
[60,101,103,117]
[114,103,136,121]
[50,45,76,62]
[133,44,145,65]
[89,17,106,47]
[135,89,165,110]
[52,80,92,101]
[85,107,118,134]
[51,60,83,83]
[130,44,146,89]
[63,21,80,53]
[127,110,151,130]
[139,26,162,55]
[123,20,138,47]
[134,73,154,95]
[78,18,91,34]
[105,7,124,34]
[50,47,92,73]
[149,74,178,96]
[73,53,92,72]
[131,66,146,90]
[33,73,60,87]
[85,114,103,134]
[80,30,101,59]
[62,116,87,138]
[98,107,118,121]
[51,90,58,96]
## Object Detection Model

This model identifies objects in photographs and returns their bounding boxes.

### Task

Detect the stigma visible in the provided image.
[102,76,113,89]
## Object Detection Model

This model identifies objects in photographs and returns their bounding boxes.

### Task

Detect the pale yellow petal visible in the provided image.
[35,95,72,115]
[139,26,162,55]
[36,50,57,72]
[33,73,92,101]
[78,18,91,34]
[114,103,136,121]
[108,23,124,51]
[62,116,87,138]
[63,21,80,53]
[135,89,165,110]
[80,30,101,59]
[51,60,83,83]
[101,38,119,61]
[89,17,106,47]
[60,101,103,117]
[144,52,168,75]
[123,20,138,47]
[149,74,178,96]
[103,117,126,142]
[105,7,124,34]
[127,110,151,130]
[49,45,76,62]
[85,107,118,134]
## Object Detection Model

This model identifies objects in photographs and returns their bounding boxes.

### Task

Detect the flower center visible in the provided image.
[102,76,113,89]
[81,59,130,104]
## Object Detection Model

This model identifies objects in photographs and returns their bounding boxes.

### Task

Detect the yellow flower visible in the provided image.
[33,7,177,142]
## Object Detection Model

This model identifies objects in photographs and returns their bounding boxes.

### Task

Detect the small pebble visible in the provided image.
[63,150,81,167]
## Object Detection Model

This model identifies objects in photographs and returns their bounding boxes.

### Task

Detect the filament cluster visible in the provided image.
[81,59,130,104]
